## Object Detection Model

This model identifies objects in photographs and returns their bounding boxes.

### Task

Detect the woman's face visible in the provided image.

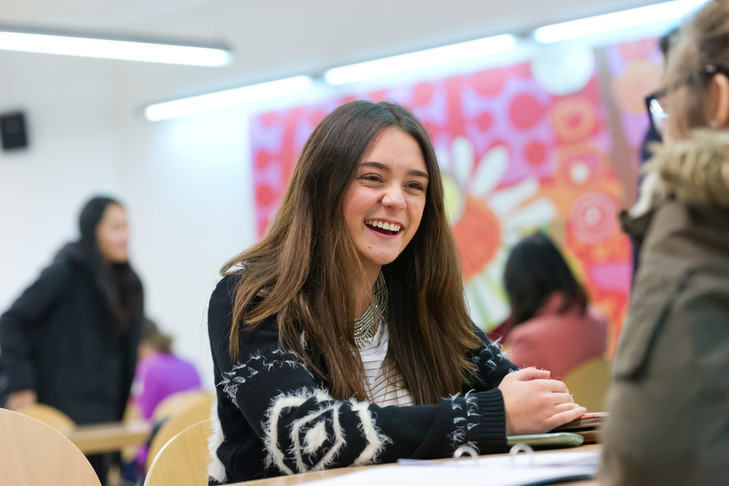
[661,50,695,144]
[659,36,719,143]
[341,127,429,278]
[96,203,129,263]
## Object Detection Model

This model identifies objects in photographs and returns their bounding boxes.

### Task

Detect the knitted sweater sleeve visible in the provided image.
[208,276,511,477]
[468,325,520,391]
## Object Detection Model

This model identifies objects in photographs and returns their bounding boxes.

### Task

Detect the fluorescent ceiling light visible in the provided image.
[144,75,314,121]
[0,28,231,66]
[533,0,709,44]
[324,34,516,85]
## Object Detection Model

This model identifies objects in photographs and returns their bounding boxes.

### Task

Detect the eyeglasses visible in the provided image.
[645,63,729,134]
[645,90,668,135]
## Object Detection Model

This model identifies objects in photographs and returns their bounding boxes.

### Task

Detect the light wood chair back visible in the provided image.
[121,401,145,463]
[144,419,212,486]
[146,393,214,471]
[151,389,213,421]
[18,403,76,435]
[563,356,611,412]
[0,408,100,486]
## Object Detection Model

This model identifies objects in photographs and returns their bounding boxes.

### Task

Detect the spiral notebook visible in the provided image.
[303,449,599,486]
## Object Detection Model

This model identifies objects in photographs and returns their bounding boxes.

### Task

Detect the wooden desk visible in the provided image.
[68,421,151,454]
[229,444,600,485]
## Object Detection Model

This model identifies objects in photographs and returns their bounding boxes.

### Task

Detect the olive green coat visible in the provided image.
[601,131,729,486]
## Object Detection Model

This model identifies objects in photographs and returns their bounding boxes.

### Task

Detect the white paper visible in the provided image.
[303,450,599,486]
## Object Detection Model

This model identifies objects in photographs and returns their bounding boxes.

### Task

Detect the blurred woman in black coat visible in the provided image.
[0,195,144,483]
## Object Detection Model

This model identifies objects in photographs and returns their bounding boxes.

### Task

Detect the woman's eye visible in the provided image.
[407,182,426,192]
[361,174,383,182]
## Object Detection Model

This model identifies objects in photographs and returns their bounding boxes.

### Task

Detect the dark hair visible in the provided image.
[503,232,587,327]
[142,318,173,354]
[222,100,480,403]
[70,195,143,334]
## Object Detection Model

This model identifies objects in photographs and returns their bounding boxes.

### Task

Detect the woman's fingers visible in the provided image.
[545,379,569,393]
[553,401,582,413]
[549,392,575,405]
[545,405,587,430]
[512,367,551,381]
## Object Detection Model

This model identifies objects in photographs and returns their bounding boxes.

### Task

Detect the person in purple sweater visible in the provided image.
[134,318,202,420]
[124,318,202,481]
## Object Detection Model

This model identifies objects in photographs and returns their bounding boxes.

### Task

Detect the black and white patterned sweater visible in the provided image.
[207,275,518,483]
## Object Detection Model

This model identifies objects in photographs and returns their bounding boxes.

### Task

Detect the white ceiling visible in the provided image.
[0,0,662,109]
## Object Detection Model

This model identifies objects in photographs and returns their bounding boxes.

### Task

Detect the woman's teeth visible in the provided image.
[365,219,401,233]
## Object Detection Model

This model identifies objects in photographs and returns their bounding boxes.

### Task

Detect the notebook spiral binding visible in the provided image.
[452,443,535,466]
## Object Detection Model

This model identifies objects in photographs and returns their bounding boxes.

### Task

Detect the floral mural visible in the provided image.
[248,36,662,354]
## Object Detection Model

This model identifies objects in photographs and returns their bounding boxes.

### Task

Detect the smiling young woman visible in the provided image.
[342,126,429,301]
[206,100,585,483]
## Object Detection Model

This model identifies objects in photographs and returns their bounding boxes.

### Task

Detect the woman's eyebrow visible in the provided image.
[359,161,429,179]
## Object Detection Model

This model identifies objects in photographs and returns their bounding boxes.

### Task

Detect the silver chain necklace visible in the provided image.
[354,273,387,349]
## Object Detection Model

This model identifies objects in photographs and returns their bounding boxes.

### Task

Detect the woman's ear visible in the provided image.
[708,73,729,128]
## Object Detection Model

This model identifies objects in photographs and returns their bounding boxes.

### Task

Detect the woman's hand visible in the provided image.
[6,389,37,411]
[498,367,585,435]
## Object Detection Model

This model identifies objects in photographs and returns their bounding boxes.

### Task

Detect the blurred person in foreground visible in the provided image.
[628,27,680,276]
[602,1,729,484]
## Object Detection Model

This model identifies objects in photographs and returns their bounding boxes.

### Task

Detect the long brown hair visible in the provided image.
[222,100,480,403]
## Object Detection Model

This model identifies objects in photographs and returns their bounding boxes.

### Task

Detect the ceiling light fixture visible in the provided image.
[323,34,517,86]
[533,0,709,44]
[144,75,314,121]
[0,26,231,66]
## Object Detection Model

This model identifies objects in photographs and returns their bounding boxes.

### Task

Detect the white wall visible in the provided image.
[0,52,258,390]
[0,51,118,311]
[114,106,256,390]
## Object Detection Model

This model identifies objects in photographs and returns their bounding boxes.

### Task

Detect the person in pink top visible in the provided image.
[502,232,607,379]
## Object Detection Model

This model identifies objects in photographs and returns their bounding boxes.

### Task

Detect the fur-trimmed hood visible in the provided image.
[636,130,729,214]
[623,129,729,245]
